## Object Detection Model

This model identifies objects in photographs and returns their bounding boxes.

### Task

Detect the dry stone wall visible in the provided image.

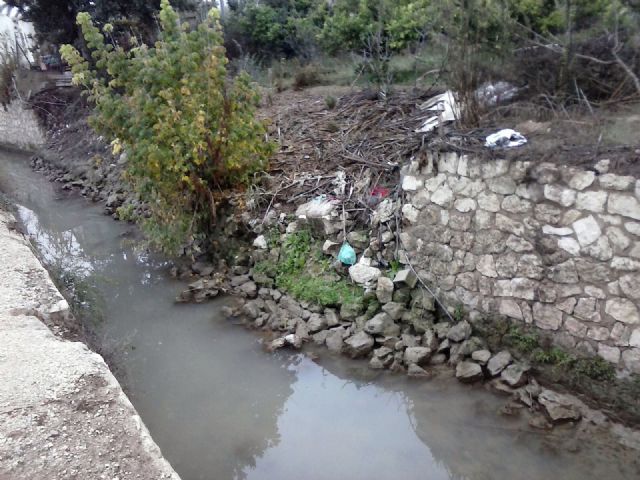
[400,152,640,374]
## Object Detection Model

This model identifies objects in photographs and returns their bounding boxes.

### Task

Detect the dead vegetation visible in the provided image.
[251,83,640,218]
[251,87,436,215]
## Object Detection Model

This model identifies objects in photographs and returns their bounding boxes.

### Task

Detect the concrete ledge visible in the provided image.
[0,101,46,152]
[0,210,180,479]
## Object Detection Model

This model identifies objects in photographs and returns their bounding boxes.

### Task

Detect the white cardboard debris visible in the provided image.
[416,91,460,133]
[485,129,527,148]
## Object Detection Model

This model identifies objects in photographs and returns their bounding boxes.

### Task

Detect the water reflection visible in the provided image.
[244,355,452,480]
[17,204,95,276]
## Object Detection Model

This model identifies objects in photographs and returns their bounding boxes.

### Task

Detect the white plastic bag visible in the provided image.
[485,129,527,148]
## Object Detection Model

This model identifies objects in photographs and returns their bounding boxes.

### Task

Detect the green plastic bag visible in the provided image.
[338,242,357,266]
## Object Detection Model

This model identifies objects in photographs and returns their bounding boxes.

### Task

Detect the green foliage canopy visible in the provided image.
[5,0,196,44]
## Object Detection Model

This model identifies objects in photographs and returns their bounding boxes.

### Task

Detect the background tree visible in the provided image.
[5,0,196,45]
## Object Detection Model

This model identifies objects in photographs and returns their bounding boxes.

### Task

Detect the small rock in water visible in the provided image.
[242,300,262,319]
[284,334,302,349]
[538,389,582,423]
[307,313,328,333]
[176,278,220,303]
[404,347,432,366]
[239,281,258,298]
[499,401,524,417]
[455,361,483,383]
[312,330,329,346]
[268,337,287,351]
[528,415,553,430]
[269,334,302,351]
[407,363,432,378]
[487,350,512,376]
[344,331,375,358]
[489,379,517,396]
[325,329,344,353]
[369,356,387,370]
[500,363,529,387]
[221,306,236,318]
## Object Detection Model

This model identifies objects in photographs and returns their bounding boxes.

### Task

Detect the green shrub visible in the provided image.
[61,0,274,253]
[293,64,322,89]
[573,356,616,382]
[532,347,573,365]
[505,326,540,353]
[324,95,337,109]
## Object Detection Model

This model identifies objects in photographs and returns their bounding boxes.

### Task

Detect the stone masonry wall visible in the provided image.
[0,100,45,151]
[399,152,640,374]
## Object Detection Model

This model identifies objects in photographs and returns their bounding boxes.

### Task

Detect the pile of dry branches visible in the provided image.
[251,89,435,214]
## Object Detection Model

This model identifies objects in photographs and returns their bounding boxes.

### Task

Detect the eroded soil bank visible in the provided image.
[2,141,640,478]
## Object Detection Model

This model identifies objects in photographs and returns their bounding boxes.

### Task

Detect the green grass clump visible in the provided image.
[505,326,615,382]
[572,356,616,382]
[532,347,572,366]
[278,229,313,275]
[278,274,363,308]
[505,326,540,353]
[253,260,278,278]
[262,229,365,308]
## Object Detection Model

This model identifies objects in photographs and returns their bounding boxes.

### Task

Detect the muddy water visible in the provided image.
[1,150,638,480]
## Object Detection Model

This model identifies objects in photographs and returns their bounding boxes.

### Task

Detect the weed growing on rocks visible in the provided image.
[256,229,365,308]
[504,326,539,354]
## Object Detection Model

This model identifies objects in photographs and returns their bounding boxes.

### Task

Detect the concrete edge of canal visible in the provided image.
[0,208,181,479]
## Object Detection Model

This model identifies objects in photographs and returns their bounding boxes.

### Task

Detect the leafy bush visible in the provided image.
[293,64,322,89]
[532,347,572,365]
[224,0,324,59]
[61,0,274,253]
[324,95,337,109]
[505,326,540,353]
[573,356,616,381]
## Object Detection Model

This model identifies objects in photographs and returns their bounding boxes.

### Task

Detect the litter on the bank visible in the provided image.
[415,91,460,133]
[338,242,357,266]
[476,81,520,107]
[485,129,528,148]
[295,196,339,219]
[333,171,347,196]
